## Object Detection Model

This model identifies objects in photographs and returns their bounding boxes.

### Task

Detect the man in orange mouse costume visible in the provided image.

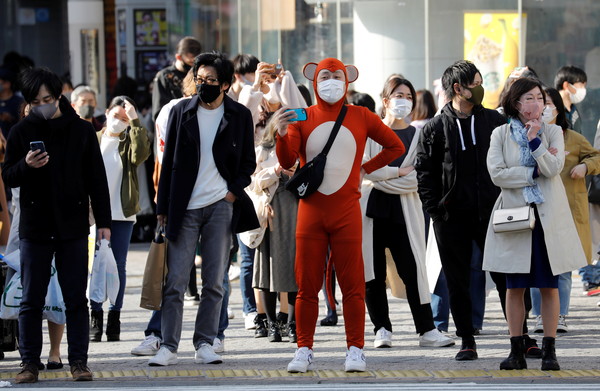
[275,58,404,373]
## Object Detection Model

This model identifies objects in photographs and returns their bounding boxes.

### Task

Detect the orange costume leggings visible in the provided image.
[294,198,365,349]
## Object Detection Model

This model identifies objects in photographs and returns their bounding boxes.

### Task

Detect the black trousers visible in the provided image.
[19,238,89,365]
[365,218,435,335]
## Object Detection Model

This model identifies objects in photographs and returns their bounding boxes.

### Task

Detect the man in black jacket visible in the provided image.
[415,60,506,361]
[148,52,258,367]
[2,67,111,383]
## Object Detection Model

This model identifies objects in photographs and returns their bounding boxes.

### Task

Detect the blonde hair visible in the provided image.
[182,69,196,97]
[259,116,278,149]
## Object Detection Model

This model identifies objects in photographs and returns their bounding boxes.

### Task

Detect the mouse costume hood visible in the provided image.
[303,58,358,111]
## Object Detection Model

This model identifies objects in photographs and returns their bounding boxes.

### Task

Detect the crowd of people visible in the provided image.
[1,37,600,384]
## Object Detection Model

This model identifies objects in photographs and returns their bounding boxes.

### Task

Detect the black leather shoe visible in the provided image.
[500,336,527,370]
[541,337,560,370]
[254,315,268,338]
[288,321,297,343]
[524,335,542,359]
[455,339,478,361]
[267,321,282,342]
[320,315,338,326]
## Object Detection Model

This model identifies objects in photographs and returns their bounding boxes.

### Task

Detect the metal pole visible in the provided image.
[257,0,262,59]
[238,0,242,54]
[336,0,342,60]
[518,0,524,66]
[425,0,430,90]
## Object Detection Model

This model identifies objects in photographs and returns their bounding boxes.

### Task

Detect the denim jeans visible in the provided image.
[237,236,256,315]
[19,238,89,365]
[530,272,572,316]
[90,220,134,312]
[579,264,600,285]
[217,264,230,341]
[145,310,162,338]
[431,271,450,332]
[161,201,233,352]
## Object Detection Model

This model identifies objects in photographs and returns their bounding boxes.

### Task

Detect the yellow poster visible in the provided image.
[464,12,524,109]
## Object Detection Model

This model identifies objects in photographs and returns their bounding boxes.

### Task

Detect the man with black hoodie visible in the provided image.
[415,60,506,361]
[2,67,111,383]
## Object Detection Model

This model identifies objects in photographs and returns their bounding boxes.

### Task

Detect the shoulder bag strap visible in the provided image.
[321,105,348,157]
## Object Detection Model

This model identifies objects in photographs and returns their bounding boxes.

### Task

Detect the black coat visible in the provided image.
[2,96,111,240]
[156,94,259,241]
[415,102,507,222]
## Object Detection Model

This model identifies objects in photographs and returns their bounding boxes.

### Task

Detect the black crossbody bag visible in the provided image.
[285,105,348,199]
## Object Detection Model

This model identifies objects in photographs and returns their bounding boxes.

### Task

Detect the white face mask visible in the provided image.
[107,116,127,133]
[541,105,557,124]
[569,84,587,104]
[263,83,280,104]
[317,79,346,104]
[389,98,412,119]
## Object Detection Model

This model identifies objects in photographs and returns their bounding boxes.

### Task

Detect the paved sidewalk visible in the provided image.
[1,242,599,386]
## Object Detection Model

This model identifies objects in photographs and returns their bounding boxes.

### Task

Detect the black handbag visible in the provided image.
[587,175,600,204]
[285,105,347,199]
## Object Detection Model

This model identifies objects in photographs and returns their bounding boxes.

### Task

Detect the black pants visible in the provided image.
[366,218,435,335]
[19,238,89,365]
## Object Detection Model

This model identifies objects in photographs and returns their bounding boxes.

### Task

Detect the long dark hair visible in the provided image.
[544,87,569,131]
[380,77,416,119]
[412,89,437,121]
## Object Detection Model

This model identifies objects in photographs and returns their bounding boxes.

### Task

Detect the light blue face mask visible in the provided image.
[241,76,253,86]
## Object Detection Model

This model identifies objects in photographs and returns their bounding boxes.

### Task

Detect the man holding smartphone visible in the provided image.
[2,67,111,384]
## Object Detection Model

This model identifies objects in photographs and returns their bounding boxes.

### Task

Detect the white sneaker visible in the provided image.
[557,315,568,333]
[195,342,223,364]
[344,346,366,372]
[419,328,455,347]
[373,327,392,348]
[148,346,178,366]
[131,334,161,356]
[212,337,224,353]
[227,307,235,319]
[287,347,313,373]
[244,312,258,330]
[533,315,543,333]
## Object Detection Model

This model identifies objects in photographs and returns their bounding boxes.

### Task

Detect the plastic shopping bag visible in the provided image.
[0,272,22,320]
[3,250,20,273]
[43,263,66,324]
[89,239,120,305]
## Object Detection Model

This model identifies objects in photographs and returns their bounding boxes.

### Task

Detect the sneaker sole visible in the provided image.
[287,363,312,373]
[345,364,366,372]
[194,358,223,364]
[148,359,178,366]
[73,375,93,381]
[374,341,392,348]
[420,340,456,347]
[131,350,159,356]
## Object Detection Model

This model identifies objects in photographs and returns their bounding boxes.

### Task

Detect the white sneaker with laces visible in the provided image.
[244,312,258,330]
[533,315,543,333]
[419,328,455,347]
[373,327,392,348]
[212,337,224,353]
[344,346,366,372]
[148,346,178,366]
[195,342,223,364]
[557,315,568,333]
[287,347,313,373]
[131,334,161,356]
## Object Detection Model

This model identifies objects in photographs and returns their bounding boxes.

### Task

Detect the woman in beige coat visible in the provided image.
[483,78,586,371]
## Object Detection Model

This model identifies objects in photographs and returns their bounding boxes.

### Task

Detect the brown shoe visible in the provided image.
[70,360,93,381]
[15,362,39,384]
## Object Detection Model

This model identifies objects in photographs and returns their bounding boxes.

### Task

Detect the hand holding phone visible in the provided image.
[284,108,307,122]
[27,141,49,168]
[30,141,46,153]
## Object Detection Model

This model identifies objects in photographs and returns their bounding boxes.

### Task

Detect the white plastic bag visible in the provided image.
[3,250,20,273]
[0,272,22,320]
[89,239,120,305]
[43,263,66,324]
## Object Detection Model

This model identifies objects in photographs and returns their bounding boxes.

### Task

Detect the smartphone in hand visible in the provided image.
[30,141,46,153]
[285,108,307,122]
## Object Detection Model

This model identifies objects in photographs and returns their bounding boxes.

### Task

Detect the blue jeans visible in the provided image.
[217,265,230,341]
[237,236,256,315]
[431,271,450,332]
[19,238,89,365]
[145,310,161,338]
[161,201,233,351]
[530,272,572,316]
[579,264,600,285]
[91,220,134,312]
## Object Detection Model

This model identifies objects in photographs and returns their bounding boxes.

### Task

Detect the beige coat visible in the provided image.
[360,127,430,304]
[560,130,600,263]
[483,122,586,275]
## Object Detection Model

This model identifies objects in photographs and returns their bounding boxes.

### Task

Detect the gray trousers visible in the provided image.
[161,200,233,352]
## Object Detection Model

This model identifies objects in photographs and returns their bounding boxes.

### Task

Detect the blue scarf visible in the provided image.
[509,119,545,204]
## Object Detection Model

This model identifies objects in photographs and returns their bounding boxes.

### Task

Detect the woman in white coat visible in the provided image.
[361,76,454,349]
[484,78,586,371]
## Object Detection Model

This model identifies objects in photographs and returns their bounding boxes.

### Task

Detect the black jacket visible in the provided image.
[415,102,506,222]
[2,96,111,240]
[156,94,259,240]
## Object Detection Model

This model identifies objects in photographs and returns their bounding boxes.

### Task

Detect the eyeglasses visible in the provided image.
[195,76,219,85]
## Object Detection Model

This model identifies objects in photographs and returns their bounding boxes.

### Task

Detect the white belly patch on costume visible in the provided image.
[305,121,357,195]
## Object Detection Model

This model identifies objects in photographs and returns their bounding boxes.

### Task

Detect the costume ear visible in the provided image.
[346,65,359,83]
[303,63,318,81]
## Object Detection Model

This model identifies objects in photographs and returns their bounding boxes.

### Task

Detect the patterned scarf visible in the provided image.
[509,119,545,204]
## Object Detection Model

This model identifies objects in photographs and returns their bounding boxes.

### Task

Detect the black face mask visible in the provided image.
[182,63,192,73]
[197,83,222,104]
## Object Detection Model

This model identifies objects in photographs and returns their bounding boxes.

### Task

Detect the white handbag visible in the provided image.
[492,205,535,233]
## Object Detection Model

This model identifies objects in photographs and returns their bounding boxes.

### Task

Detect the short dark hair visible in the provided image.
[544,87,569,131]
[176,36,202,57]
[412,89,437,121]
[107,95,138,112]
[349,92,376,113]
[19,67,62,103]
[193,51,234,92]
[380,77,417,119]
[501,77,546,119]
[554,65,587,90]
[441,60,480,100]
[232,54,259,75]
